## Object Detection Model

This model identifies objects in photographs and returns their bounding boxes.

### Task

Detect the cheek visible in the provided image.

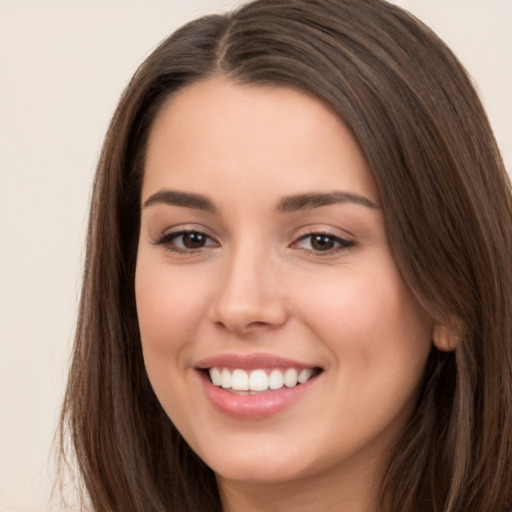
[294,255,432,380]
[134,261,214,422]
[134,261,206,418]
[135,261,210,354]
[294,263,433,448]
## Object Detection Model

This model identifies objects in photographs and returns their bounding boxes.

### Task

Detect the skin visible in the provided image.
[135,78,436,512]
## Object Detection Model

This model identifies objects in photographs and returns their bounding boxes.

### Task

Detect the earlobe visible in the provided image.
[432,323,460,352]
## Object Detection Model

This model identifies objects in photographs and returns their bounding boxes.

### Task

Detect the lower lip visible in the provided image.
[198,371,318,419]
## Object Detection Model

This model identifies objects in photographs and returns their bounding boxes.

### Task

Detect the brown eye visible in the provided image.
[181,232,208,249]
[155,230,218,253]
[310,234,336,251]
[293,232,354,254]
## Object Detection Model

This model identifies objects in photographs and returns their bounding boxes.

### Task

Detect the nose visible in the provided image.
[208,245,288,336]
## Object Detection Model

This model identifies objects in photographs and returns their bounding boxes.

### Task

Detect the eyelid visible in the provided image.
[156,230,217,245]
[290,229,355,254]
[150,223,354,256]
[151,225,220,254]
[150,222,217,242]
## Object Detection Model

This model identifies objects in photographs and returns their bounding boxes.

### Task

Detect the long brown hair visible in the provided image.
[59,0,512,510]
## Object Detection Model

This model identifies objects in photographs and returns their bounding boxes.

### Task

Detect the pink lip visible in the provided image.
[196,352,318,370]
[200,372,317,419]
[195,353,322,419]
[200,375,316,419]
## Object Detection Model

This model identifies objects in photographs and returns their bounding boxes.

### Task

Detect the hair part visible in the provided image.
[59,1,512,510]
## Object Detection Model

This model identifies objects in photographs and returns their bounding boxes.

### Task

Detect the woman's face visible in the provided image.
[135,78,434,490]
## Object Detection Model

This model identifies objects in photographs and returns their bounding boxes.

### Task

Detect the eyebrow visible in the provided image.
[142,189,379,213]
[143,190,217,212]
[276,191,379,212]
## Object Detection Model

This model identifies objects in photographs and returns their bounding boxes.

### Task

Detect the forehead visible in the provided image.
[142,77,379,206]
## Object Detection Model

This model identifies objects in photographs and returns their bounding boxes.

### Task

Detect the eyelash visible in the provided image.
[293,231,355,254]
[153,230,354,255]
[153,230,219,254]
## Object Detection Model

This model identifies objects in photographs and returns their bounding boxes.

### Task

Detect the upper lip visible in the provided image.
[196,353,321,370]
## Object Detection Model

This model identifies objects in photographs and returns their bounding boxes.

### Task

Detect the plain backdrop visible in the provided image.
[0,1,510,511]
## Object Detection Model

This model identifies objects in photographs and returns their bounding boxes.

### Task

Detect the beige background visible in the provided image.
[0,1,510,511]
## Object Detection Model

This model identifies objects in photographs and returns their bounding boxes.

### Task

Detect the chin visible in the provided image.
[212,457,309,486]
[196,433,327,486]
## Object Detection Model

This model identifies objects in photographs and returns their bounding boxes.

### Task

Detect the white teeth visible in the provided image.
[208,367,316,391]
[284,368,298,387]
[249,369,268,391]
[210,367,222,386]
[268,369,284,390]
[231,369,249,391]
[298,368,313,384]
[221,368,231,389]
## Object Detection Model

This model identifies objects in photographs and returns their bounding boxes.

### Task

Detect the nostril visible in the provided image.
[208,279,288,334]
[212,318,278,335]
[246,321,272,329]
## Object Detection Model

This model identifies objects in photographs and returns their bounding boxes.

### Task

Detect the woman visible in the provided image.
[59,0,512,510]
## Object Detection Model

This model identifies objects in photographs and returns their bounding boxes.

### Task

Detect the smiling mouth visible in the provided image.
[205,367,323,393]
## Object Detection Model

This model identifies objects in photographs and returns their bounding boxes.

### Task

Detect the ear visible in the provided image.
[432,323,460,352]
